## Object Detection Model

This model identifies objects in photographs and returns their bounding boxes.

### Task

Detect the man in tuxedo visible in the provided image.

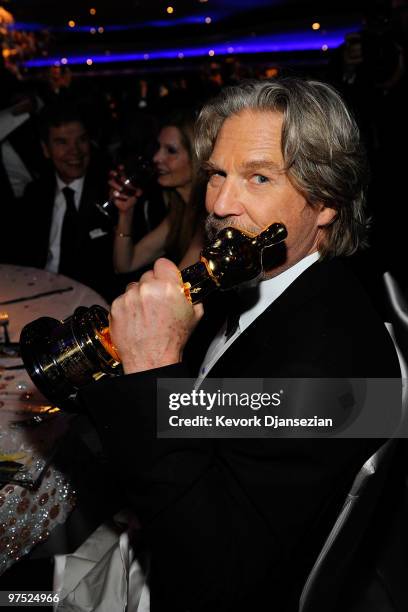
[19,102,116,301]
[79,79,401,610]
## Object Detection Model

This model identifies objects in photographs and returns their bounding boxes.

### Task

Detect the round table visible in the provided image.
[0,264,108,343]
[0,265,108,575]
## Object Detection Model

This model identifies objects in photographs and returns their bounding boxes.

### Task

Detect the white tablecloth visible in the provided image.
[0,264,108,343]
[0,265,108,575]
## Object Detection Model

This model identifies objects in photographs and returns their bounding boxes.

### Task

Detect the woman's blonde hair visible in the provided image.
[161,109,204,261]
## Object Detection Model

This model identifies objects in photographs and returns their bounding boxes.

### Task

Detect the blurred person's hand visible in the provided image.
[11,95,38,116]
[108,164,143,214]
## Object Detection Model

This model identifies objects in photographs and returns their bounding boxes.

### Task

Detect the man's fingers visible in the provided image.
[139,270,154,284]
[125,281,138,292]
[193,302,204,320]
[153,258,184,286]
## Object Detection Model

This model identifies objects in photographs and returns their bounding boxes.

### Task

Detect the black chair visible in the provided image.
[298,272,408,612]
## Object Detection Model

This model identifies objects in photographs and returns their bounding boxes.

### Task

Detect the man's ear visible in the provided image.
[41,141,50,159]
[317,205,337,227]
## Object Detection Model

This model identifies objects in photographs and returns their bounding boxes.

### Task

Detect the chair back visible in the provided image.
[299,271,408,612]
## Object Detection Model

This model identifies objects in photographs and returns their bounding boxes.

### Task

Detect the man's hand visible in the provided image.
[109,258,204,374]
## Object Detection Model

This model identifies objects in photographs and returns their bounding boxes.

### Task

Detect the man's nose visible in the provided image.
[210,178,245,217]
[70,141,82,156]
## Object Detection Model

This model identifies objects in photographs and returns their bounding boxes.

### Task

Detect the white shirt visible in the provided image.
[196,251,321,388]
[0,108,32,198]
[46,175,85,274]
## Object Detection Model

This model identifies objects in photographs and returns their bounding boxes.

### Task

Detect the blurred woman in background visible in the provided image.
[110,110,205,275]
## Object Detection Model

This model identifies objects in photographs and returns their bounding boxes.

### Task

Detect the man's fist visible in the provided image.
[109,258,203,374]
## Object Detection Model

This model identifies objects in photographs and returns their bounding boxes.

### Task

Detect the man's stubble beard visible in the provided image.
[205,213,261,242]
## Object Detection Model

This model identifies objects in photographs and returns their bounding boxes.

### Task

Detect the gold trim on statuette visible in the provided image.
[201,256,220,287]
[183,282,192,303]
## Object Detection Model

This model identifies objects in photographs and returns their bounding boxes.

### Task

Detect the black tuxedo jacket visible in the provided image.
[0,116,47,263]
[80,258,400,611]
[16,160,116,302]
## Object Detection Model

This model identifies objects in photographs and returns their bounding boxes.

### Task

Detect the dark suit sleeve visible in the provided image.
[17,179,52,268]
[77,364,282,611]
[78,363,212,518]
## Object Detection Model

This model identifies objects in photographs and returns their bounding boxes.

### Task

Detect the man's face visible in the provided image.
[42,121,91,184]
[205,109,335,276]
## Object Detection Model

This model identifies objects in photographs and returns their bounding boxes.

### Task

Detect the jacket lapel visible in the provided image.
[207,259,333,378]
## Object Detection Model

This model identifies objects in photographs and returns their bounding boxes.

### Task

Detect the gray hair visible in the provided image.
[195,78,370,257]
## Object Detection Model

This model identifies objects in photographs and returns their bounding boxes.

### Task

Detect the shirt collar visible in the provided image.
[56,174,85,196]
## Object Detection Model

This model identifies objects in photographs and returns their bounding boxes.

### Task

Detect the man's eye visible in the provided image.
[252,174,269,184]
[208,171,225,185]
